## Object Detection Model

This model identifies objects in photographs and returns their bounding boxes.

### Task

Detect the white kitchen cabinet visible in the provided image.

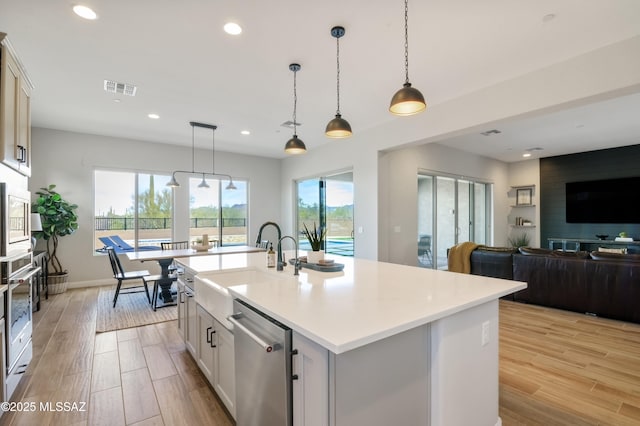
[292,331,329,426]
[291,326,429,426]
[212,316,235,418]
[197,304,215,379]
[196,304,236,419]
[1,33,33,177]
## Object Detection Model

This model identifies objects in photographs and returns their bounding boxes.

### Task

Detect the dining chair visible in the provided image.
[418,235,433,266]
[106,246,155,308]
[145,241,186,311]
[160,241,189,250]
[160,240,189,274]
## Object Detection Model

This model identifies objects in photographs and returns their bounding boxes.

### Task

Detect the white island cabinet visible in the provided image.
[176,252,525,426]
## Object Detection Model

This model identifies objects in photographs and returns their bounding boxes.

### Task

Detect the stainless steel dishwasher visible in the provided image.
[229,298,293,426]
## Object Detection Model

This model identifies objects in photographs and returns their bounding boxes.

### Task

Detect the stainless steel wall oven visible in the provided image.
[1,252,37,400]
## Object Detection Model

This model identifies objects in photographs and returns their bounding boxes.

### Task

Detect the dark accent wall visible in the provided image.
[540,144,640,247]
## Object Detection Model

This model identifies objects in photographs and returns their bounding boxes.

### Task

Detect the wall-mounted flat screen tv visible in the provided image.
[566,176,640,223]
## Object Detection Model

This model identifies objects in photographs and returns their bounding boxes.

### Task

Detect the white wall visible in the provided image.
[379,143,511,266]
[29,127,281,287]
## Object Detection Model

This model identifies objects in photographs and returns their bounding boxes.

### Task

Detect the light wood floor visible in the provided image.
[2,289,640,425]
[499,299,640,425]
[0,287,233,426]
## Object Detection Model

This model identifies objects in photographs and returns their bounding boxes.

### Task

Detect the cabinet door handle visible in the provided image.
[209,329,217,348]
[206,326,212,344]
[16,145,27,163]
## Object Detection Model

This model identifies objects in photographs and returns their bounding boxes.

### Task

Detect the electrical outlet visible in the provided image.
[481,321,490,346]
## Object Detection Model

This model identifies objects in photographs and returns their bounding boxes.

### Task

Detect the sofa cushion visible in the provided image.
[519,246,590,258]
[552,250,591,259]
[470,247,515,280]
[518,247,553,256]
[477,245,518,253]
[590,251,640,262]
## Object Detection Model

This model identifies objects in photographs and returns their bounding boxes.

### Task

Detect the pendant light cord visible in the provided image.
[191,123,195,173]
[336,35,341,115]
[211,126,215,175]
[404,0,410,85]
[293,68,298,135]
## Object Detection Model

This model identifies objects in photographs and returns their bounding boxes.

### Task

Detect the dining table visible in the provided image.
[126,245,266,307]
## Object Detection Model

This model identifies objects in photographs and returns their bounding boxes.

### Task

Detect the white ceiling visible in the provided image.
[1,0,640,161]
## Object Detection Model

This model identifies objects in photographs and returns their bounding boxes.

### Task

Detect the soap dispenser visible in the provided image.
[267,243,276,268]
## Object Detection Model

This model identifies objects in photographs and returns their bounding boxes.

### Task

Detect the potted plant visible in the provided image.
[32,184,79,294]
[302,222,326,264]
[508,232,530,248]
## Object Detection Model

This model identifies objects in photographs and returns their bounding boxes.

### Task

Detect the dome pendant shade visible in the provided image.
[284,134,307,155]
[325,113,352,138]
[389,82,427,116]
[325,25,352,138]
[197,174,210,188]
[167,174,180,187]
[284,63,307,154]
[226,179,237,190]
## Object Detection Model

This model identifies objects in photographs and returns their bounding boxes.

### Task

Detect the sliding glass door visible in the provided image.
[418,173,491,269]
[296,172,354,256]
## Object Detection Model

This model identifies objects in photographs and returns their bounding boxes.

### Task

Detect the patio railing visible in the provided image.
[95,217,247,231]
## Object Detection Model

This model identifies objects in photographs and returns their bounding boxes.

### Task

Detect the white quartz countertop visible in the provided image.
[178,252,526,354]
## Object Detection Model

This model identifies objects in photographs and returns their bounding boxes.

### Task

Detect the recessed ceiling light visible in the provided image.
[241,130,250,135]
[542,13,556,23]
[148,113,160,119]
[73,5,98,20]
[113,99,121,103]
[224,22,242,35]
[523,147,544,157]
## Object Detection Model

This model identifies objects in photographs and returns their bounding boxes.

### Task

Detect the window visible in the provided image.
[94,170,173,251]
[296,172,354,256]
[189,177,247,246]
[418,173,492,269]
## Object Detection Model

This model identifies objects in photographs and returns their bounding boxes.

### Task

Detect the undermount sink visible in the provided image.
[194,268,280,328]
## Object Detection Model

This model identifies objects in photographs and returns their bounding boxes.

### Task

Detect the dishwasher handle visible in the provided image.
[228,313,275,353]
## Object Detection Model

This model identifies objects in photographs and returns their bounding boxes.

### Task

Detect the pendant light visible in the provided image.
[284,63,307,155]
[166,121,237,189]
[389,0,426,116]
[325,26,352,138]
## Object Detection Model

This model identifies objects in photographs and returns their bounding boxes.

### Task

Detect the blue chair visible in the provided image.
[97,237,126,253]
[109,235,159,251]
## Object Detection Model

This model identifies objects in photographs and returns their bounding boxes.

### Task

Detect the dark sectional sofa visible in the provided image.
[468,246,640,324]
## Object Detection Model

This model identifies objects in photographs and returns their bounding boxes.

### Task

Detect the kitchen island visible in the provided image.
[176,252,526,426]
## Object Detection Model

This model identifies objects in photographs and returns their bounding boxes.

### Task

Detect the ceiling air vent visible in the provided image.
[281,120,301,129]
[104,80,137,96]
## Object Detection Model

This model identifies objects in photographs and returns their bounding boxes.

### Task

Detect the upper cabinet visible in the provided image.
[1,33,34,177]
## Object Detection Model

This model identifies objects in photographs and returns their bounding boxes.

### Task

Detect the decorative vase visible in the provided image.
[307,250,324,264]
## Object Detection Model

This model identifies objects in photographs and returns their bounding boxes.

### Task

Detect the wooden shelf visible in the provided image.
[510,204,536,208]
